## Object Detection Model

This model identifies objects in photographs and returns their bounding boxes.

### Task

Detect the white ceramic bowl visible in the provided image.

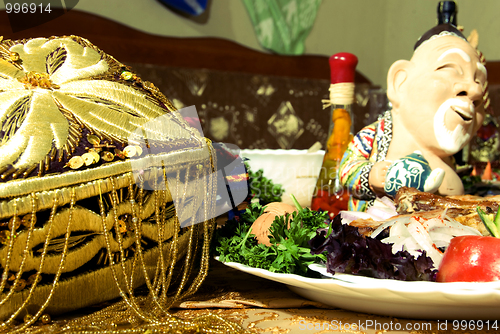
[240,149,325,207]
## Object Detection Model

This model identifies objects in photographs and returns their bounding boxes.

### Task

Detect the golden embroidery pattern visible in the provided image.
[0,36,245,333]
[0,36,194,180]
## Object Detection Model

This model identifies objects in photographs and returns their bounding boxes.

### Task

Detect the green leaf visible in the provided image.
[495,206,500,231]
[477,206,500,238]
[213,200,328,277]
[246,164,285,205]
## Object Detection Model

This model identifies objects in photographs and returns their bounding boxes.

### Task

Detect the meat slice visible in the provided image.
[394,187,498,236]
[395,187,499,214]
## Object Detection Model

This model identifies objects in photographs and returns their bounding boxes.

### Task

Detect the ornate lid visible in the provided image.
[0,36,205,196]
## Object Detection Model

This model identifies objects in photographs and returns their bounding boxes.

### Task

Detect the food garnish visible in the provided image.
[309,215,437,281]
[372,213,481,267]
[437,206,500,282]
[216,193,439,281]
[476,206,500,238]
[246,163,285,205]
[251,202,297,246]
[214,195,328,277]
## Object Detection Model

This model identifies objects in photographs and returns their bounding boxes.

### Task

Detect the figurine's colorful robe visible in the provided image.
[339,110,393,211]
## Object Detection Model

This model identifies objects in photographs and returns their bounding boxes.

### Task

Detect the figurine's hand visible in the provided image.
[368,160,392,196]
[423,168,445,193]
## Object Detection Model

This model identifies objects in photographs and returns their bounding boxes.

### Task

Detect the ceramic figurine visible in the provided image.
[340,23,486,211]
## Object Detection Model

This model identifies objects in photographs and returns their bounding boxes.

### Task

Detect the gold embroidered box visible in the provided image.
[0,35,218,328]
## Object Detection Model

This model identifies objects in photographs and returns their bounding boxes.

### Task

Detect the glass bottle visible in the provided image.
[311,53,357,219]
[437,1,457,26]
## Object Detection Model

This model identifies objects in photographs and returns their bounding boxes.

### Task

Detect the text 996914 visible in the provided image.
[3,1,80,33]
[5,2,52,14]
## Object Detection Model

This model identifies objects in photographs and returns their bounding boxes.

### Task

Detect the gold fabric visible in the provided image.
[16,259,488,334]
[0,35,233,332]
[171,259,495,334]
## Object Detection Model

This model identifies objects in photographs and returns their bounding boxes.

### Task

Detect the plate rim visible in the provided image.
[215,257,500,296]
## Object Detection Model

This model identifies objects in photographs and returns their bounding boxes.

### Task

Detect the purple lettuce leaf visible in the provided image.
[308,214,437,281]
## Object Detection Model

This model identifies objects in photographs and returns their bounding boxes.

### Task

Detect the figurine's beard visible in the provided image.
[434,98,473,155]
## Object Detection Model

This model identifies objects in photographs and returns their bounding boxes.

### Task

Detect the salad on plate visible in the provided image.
[212,184,500,320]
[214,186,500,283]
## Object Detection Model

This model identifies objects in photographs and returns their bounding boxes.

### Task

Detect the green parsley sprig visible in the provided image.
[246,162,284,205]
[214,195,329,277]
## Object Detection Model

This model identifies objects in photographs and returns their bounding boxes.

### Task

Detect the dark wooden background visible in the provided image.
[0,9,371,83]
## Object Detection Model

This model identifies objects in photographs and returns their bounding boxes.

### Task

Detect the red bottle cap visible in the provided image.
[329,53,358,84]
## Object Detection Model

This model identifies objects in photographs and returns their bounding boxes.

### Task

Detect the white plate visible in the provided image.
[215,258,500,320]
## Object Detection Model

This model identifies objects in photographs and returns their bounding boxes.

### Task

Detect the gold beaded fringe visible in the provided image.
[0,145,247,333]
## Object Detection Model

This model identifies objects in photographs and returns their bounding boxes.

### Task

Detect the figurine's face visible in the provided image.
[399,35,486,155]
